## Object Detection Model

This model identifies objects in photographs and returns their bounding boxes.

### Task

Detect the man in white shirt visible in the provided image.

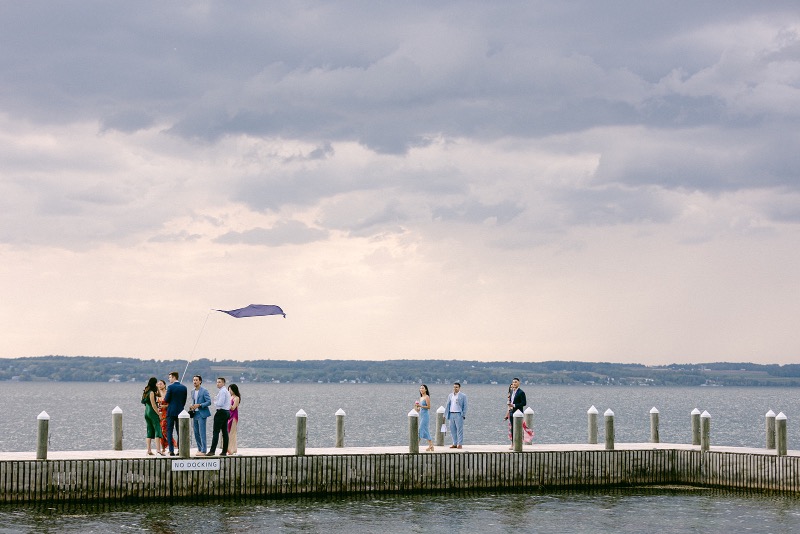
[444,382,468,449]
[207,377,231,456]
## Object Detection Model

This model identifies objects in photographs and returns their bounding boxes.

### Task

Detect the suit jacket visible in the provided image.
[164,381,188,418]
[191,386,212,419]
[509,387,526,416]
[444,392,468,420]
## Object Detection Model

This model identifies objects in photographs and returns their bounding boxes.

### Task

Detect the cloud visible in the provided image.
[214,220,328,246]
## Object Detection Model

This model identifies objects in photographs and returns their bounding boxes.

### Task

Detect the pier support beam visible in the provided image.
[766,410,776,450]
[776,412,787,456]
[701,411,711,452]
[512,410,523,452]
[691,408,701,446]
[112,406,123,451]
[408,409,419,454]
[36,411,49,460]
[435,407,445,446]
[650,407,660,443]
[178,411,190,458]
[604,409,615,451]
[588,406,598,445]
[335,409,345,448]
[295,409,307,456]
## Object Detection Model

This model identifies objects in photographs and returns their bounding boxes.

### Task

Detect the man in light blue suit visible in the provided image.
[445,382,468,449]
[189,375,212,456]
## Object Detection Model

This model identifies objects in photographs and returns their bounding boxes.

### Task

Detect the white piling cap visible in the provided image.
[701,410,711,418]
[691,408,701,415]
[37,411,50,420]
[587,405,598,415]
[112,406,123,414]
[178,409,190,419]
[513,409,523,418]
[335,408,346,416]
[766,409,776,417]
[296,409,307,417]
[604,408,614,417]
[650,407,659,414]
[437,406,445,413]
[408,409,419,417]
[524,407,534,414]
[777,412,787,420]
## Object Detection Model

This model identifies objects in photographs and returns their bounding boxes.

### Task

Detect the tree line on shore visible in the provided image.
[3,355,800,386]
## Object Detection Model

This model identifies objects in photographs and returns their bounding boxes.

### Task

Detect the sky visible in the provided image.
[1,2,799,365]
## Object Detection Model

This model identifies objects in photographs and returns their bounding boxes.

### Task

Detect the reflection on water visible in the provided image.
[3,489,800,533]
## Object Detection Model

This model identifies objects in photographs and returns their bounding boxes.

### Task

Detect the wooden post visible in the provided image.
[766,409,776,450]
[36,411,49,460]
[691,408,701,445]
[650,407,660,443]
[408,409,419,454]
[178,410,191,458]
[701,410,711,452]
[295,409,307,456]
[112,406,123,451]
[524,407,534,445]
[776,412,787,457]
[335,408,345,448]
[435,406,445,446]
[587,405,598,444]
[604,409,615,450]
[512,410,523,452]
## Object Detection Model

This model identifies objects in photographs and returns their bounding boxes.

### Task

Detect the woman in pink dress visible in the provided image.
[227,383,241,455]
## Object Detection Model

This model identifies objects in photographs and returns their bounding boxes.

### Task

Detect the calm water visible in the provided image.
[3,382,800,532]
[2,382,799,451]
[2,490,800,533]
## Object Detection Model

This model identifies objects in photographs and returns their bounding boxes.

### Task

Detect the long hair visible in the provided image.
[420,384,430,396]
[142,377,158,401]
[228,383,241,403]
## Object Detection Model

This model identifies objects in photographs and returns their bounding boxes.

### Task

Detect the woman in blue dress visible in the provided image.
[417,384,434,451]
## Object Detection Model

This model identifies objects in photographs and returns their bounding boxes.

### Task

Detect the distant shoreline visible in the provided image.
[3,356,800,387]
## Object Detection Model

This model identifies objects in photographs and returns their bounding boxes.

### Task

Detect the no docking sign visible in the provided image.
[171,459,220,471]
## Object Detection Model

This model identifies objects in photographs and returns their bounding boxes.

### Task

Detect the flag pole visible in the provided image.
[181,309,213,383]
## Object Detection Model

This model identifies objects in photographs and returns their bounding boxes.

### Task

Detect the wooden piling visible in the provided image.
[776,412,787,456]
[587,405,598,444]
[335,409,346,448]
[408,409,419,454]
[691,408,701,445]
[178,411,191,458]
[766,410,776,450]
[701,411,711,452]
[512,410,523,452]
[524,407,534,446]
[295,409,307,456]
[112,406,123,451]
[650,407,660,443]
[604,409,614,450]
[36,411,49,461]
[435,407,445,446]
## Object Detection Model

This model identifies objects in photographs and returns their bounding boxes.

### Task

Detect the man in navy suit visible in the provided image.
[163,371,188,456]
[505,377,527,443]
[189,375,212,456]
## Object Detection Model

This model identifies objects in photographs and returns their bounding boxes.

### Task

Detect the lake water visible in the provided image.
[3,382,800,532]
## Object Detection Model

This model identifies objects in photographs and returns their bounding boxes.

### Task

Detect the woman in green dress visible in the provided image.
[142,377,163,455]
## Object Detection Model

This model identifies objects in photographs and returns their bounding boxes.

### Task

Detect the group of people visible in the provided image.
[142,371,241,457]
[415,379,532,451]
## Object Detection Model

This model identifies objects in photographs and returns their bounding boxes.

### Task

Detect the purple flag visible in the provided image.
[216,304,286,318]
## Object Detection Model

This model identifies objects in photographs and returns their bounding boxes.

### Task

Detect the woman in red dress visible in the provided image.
[156,379,175,455]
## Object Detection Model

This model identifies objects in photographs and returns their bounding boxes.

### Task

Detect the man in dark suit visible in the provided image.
[504,377,526,443]
[163,371,188,456]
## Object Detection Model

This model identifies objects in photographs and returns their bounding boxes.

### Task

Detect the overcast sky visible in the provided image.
[1,2,799,365]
